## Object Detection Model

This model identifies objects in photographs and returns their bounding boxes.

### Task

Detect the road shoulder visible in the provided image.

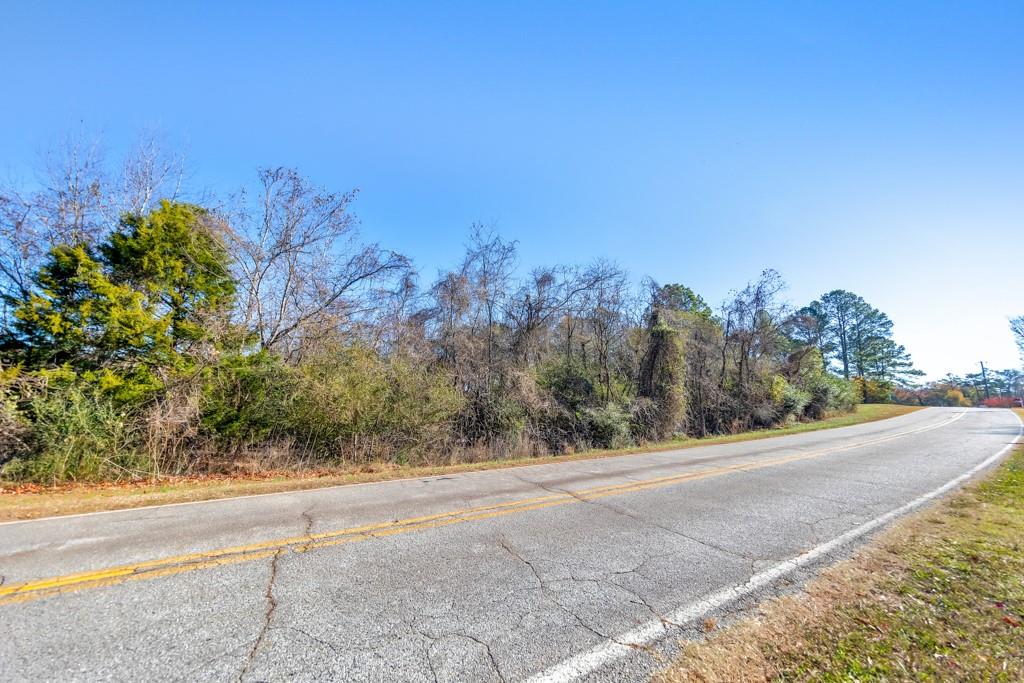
[654,408,1024,682]
[0,404,918,522]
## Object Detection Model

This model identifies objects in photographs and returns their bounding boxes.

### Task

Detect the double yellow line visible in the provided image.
[0,411,964,607]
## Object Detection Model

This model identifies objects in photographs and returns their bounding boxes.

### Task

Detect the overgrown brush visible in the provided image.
[0,176,882,485]
[1,379,150,483]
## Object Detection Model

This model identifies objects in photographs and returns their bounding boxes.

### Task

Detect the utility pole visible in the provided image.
[979,361,991,399]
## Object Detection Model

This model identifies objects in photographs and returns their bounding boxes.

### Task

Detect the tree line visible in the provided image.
[896,368,1024,408]
[0,135,926,483]
[897,319,1024,408]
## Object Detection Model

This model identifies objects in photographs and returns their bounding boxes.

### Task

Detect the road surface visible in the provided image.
[0,407,1020,682]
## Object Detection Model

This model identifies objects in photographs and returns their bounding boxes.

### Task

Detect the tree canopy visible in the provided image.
[7,201,234,401]
[804,289,922,398]
[0,133,937,483]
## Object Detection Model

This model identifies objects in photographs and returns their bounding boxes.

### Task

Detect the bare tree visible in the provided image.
[462,225,517,381]
[35,132,110,246]
[1012,316,1024,365]
[116,132,186,216]
[0,192,35,312]
[720,269,789,391]
[225,168,410,357]
[582,261,630,401]
[506,264,617,364]
[1,133,111,326]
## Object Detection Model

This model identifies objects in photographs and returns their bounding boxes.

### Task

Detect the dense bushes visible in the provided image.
[200,352,296,445]
[1,376,146,483]
[0,373,31,467]
[1,157,868,483]
[199,347,465,462]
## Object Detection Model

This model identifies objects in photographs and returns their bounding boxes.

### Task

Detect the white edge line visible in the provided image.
[0,406,940,527]
[526,409,1024,683]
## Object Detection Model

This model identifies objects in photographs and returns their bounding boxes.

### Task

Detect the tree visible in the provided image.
[1012,316,1024,365]
[104,201,235,348]
[583,263,631,402]
[647,282,713,322]
[506,264,616,364]
[789,305,830,370]
[808,289,919,390]
[808,290,861,379]
[13,244,166,372]
[0,134,109,326]
[225,168,410,357]
[0,132,185,330]
[637,286,687,440]
[720,270,789,394]
[116,131,185,216]
[460,225,517,382]
[9,202,235,398]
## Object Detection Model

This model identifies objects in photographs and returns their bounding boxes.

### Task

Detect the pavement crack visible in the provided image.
[521,474,759,567]
[497,537,620,644]
[400,611,447,683]
[236,548,283,682]
[504,478,757,642]
[553,569,682,630]
[497,537,545,589]
[275,625,343,655]
[612,580,681,629]
[455,633,506,683]
[424,639,441,683]
[496,535,660,657]
[297,507,317,551]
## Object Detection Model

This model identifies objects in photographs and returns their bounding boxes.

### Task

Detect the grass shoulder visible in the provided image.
[656,407,1024,682]
[0,403,920,522]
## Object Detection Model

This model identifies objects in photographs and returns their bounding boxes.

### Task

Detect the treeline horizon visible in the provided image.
[0,134,1015,483]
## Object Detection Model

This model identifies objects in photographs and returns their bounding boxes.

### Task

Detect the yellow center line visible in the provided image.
[0,412,965,606]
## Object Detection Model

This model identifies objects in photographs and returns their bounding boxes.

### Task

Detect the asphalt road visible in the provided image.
[1,407,1020,682]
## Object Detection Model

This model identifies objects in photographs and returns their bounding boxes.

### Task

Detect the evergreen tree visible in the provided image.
[9,201,235,399]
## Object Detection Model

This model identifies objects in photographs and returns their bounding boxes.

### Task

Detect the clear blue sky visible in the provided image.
[2,1,1021,378]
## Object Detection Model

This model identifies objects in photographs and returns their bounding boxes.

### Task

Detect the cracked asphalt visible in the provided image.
[0,407,1020,682]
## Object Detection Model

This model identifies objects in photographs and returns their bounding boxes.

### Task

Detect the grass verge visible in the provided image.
[0,403,919,522]
[655,408,1024,683]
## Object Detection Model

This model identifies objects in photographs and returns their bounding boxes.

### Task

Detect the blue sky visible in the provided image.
[1,1,1021,378]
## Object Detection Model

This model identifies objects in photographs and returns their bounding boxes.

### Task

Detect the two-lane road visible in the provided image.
[1,407,1020,681]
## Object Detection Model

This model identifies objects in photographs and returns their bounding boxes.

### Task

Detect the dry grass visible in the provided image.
[656,408,1024,683]
[0,403,919,522]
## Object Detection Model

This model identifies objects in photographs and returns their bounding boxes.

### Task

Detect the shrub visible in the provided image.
[981,397,1018,408]
[200,351,297,446]
[0,374,32,467]
[943,388,971,407]
[852,376,894,404]
[802,373,858,419]
[536,358,596,410]
[581,403,633,449]
[770,375,811,422]
[1,381,147,483]
[201,345,463,462]
[456,391,528,450]
[290,345,462,458]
